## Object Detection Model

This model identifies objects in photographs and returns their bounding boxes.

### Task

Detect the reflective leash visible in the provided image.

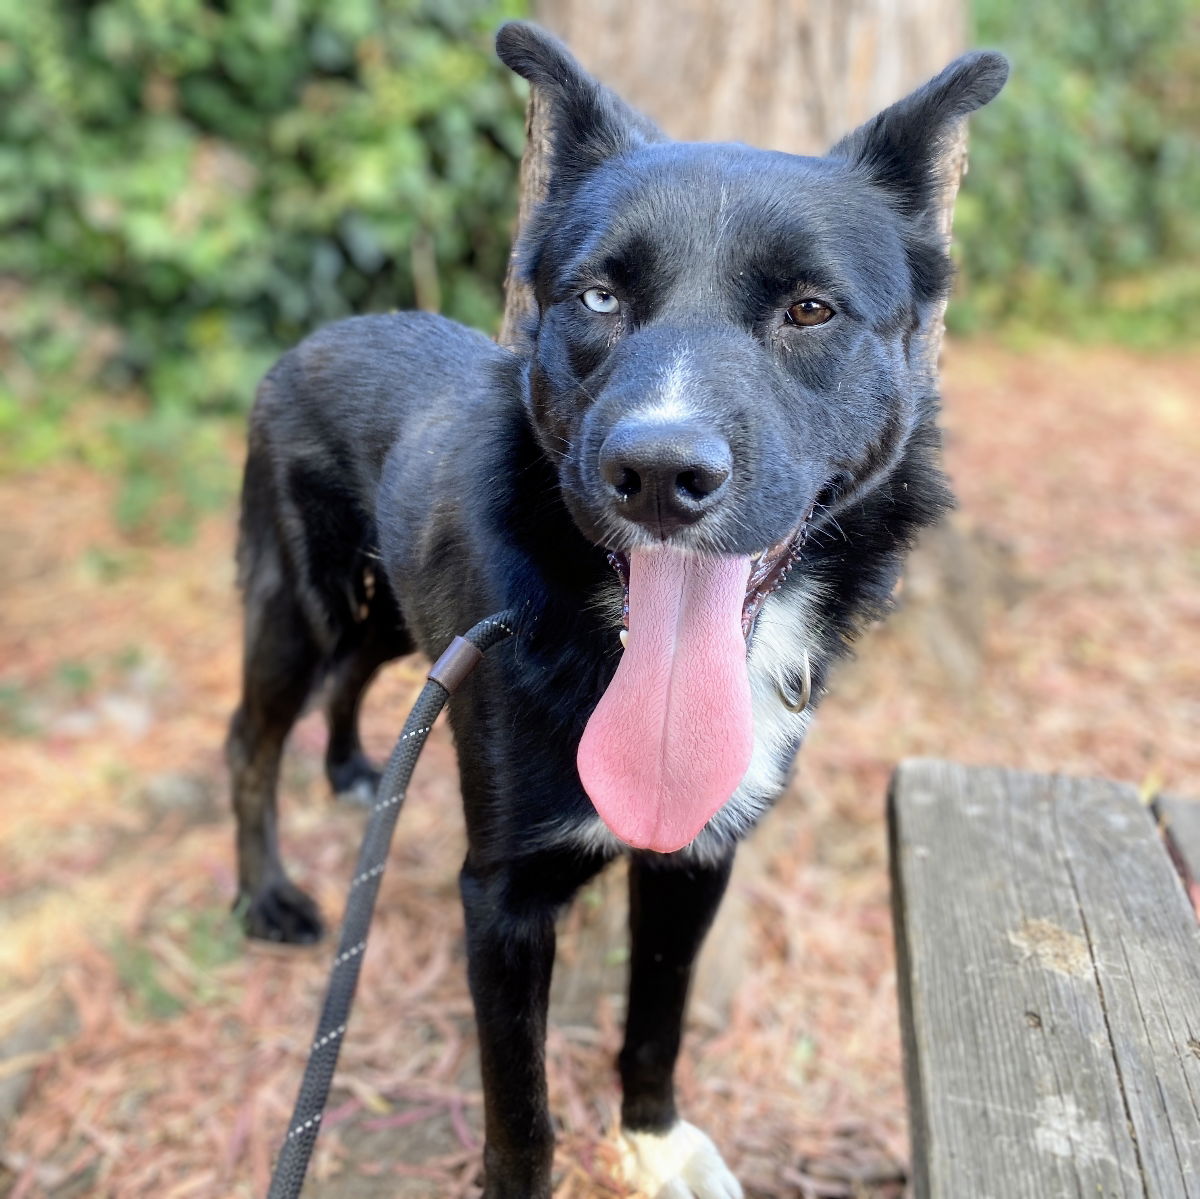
[266,611,518,1199]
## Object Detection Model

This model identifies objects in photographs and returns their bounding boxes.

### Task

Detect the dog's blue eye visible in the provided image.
[581,288,619,314]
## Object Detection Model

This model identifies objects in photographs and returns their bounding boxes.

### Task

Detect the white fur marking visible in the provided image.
[542,814,624,858]
[620,1121,743,1199]
[728,582,823,809]
[539,583,823,862]
[634,351,695,424]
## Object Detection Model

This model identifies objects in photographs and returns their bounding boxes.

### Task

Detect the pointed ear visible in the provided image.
[830,51,1009,216]
[496,21,663,188]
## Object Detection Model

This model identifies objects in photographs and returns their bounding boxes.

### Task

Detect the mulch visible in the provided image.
[1,340,1197,1197]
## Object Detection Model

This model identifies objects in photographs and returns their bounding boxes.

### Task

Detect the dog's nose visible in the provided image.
[599,420,732,535]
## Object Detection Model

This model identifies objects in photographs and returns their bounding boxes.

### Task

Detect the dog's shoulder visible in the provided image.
[264,312,506,404]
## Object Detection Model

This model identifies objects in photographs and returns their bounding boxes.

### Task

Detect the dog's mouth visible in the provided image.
[577,510,813,857]
[605,507,813,641]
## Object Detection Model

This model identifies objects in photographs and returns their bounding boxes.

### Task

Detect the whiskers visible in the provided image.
[809,501,848,546]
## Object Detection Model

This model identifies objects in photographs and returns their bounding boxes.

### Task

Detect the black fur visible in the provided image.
[227,23,1007,1195]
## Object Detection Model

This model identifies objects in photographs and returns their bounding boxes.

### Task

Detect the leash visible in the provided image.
[266,610,518,1199]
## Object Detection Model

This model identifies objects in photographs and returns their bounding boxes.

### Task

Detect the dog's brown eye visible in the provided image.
[786,299,834,327]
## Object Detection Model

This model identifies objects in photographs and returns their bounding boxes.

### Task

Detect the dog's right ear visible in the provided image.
[496,21,662,189]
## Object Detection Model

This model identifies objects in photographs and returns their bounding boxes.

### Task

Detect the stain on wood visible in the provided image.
[890,759,1200,1198]
[1007,917,1089,978]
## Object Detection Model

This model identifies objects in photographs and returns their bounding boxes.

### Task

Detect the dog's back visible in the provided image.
[238,311,506,648]
[228,310,513,940]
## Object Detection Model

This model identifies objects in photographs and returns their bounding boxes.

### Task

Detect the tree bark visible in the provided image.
[508,2,974,1023]
[497,87,551,351]
[534,0,964,154]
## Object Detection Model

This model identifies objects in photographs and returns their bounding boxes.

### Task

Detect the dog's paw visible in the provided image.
[619,1121,743,1199]
[240,878,325,945]
[327,753,381,807]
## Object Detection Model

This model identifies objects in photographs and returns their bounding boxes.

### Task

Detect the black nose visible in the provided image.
[599,420,733,536]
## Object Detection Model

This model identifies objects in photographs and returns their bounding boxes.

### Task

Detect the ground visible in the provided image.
[1,341,1197,1198]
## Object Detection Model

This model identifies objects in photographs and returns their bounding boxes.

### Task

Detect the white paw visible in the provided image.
[619,1121,743,1199]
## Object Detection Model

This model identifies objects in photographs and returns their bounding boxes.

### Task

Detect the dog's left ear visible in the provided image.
[496,21,663,190]
[830,51,1009,217]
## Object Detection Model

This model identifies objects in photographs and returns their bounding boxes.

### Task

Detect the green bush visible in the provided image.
[954,0,1200,344]
[0,0,525,420]
[0,0,526,537]
[0,0,1195,539]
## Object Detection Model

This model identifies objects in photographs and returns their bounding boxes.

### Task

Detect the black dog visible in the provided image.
[228,23,1006,1198]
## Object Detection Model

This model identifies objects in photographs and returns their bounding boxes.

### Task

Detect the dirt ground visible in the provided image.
[1,340,1198,1198]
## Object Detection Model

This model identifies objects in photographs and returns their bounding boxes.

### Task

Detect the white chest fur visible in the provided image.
[691,579,822,854]
[542,581,823,861]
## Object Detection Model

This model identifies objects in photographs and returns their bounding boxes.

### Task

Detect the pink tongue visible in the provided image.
[577,547,754,853]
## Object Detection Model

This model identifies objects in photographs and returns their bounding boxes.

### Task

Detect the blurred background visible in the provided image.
[0,1,1197,1196]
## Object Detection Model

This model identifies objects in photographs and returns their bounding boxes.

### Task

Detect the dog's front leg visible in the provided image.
[618,851,743,1199]
[459,853,580,1199]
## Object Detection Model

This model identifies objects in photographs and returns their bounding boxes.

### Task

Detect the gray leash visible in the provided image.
[266,611,518,1199]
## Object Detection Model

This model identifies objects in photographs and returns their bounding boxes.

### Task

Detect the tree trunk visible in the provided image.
[535,0,964,154]
[507,1,976,1025]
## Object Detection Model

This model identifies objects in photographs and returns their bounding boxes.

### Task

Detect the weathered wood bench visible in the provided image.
[890,759,1200,1198]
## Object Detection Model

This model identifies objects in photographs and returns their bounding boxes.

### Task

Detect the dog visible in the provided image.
[227,22,1007,1198]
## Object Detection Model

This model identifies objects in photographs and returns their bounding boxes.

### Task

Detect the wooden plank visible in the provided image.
[890,759,1200,1199]
[1055,783,1200,1197]
[1157,795,1200,889]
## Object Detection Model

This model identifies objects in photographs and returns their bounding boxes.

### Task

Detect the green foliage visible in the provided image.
[55,659,96,697]
[1,0,1195,541]
[0,0,525,534]
[105,406,236,541]
[0,682,37,737]
[953,0,1200,345]
[1,0,525,409]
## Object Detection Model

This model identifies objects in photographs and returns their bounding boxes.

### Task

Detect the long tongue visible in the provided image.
[577,547,754,853]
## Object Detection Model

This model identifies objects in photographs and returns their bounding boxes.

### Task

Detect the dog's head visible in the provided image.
[495,22,1008,853]
[497,21,1006,566]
